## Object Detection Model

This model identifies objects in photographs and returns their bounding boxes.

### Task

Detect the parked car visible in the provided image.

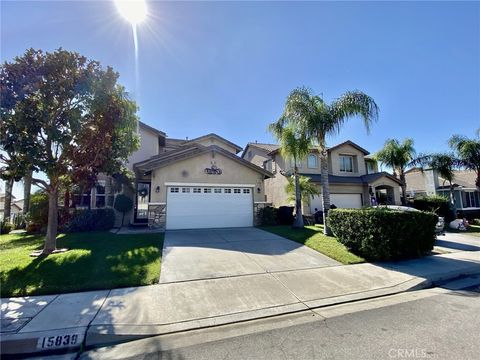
[372,205,444,234]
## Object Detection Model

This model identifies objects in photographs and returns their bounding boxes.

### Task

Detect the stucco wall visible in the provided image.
[328,144,367,176]
[244,146,270,168]
[127,127,160,170]
[370,177,402,205]
[150,151,266,203]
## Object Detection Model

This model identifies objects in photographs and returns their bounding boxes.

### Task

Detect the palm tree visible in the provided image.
[410,153,462,208]
[375,138,416,205]
[285,175,321,206]
[269,123,311,228]
[277,87,379,235]
[449,130,480,190]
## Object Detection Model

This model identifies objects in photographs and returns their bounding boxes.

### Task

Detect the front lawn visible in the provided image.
[0,231,164,297]
[260,225,364,265]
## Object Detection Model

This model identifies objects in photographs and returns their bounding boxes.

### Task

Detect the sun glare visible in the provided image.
[114,0,147,25]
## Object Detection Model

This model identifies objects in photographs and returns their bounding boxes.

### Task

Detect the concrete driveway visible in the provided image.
[435,232,480,252]
[159,227,340,283]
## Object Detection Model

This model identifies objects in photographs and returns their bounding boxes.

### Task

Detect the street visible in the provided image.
[81,276,480,360]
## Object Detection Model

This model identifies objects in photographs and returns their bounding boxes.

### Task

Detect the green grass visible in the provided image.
[260,225,365,265]
[0,231,164,297]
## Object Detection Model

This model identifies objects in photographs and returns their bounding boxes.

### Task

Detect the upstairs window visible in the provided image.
[307,154,318,168]
[339,155,354,173]
[366,161,375,174]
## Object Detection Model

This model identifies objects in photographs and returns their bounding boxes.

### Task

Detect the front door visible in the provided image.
[134,182,151,223]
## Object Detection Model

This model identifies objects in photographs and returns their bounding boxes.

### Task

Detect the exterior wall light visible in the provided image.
[155,186,160,193]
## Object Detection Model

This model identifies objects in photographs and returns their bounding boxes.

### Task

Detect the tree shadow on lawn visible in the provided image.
[1,232,163,297]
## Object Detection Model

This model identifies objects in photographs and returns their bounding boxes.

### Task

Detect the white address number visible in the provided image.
[37,334,80,349]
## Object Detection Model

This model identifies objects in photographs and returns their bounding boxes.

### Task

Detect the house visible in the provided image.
[242,140,402,214]
[70,121,272,230]
[405,168,480,215]
[0,193,23,221]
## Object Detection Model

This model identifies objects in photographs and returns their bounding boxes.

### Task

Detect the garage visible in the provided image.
[330,193,363,209]
[166,185,254,230]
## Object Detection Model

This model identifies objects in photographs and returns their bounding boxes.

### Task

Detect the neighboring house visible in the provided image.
[405,168,480,214]
[70,121,272,230]
[0,193,23,221]
[242,140,402,214]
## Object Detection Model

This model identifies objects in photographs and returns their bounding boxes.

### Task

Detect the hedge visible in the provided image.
[67,208,116,232]
[410,195,454,222]
[328,208,438,261]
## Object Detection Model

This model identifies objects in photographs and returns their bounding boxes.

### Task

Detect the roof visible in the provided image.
[300,172,403,185]
[185,133,243,154]
[134,144,273,178]
[327,140,370,155]
[241,143,280,158]
[263,140,370,156]
[138,121,166,137]
[405,168,478,191]
[439,170,478,189]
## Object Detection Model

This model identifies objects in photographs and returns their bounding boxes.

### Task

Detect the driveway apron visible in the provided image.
[159,227,340,283]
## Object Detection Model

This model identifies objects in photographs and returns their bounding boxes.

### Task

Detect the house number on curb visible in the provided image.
[204,165,222,175]
[37,334,81,349]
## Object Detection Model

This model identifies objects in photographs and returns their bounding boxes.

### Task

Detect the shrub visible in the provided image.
[67,208,115,232]
[114,194,133,226]
[328,208,438,261]
[258,206,278,226]
[277,206,294,225]
[411,195,454,222]
[28,191,49,228]
[1,220,13,234]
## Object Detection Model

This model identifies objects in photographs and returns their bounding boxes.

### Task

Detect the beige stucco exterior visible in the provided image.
[149,151,267,204]
[328,144,367,176]
[127,126,160,170]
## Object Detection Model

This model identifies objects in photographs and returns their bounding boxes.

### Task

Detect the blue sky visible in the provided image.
[1,1,479,197]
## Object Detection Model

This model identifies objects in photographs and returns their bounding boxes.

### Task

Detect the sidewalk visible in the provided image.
[2,250,480,357]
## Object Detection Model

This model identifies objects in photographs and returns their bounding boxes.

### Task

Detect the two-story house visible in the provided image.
[242,140,402,214]
[405,168,480,215]
[70,121,272,230]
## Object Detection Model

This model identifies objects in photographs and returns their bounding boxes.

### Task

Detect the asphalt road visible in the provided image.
[81,277,480,360]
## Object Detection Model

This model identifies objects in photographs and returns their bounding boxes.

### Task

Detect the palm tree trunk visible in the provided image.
[4,177,14,222]
[43,187,58,254]
[23,170,32,215]
[449,183,457,218]
[319,148,332,235]
[292,166,304,228]
[399,170,407,205]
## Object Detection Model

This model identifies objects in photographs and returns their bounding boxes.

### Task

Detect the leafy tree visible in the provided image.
[0,48,139,254]
[276,87,378,235]
[375,138,415,205]
[285,175,320,206]
[410,153,462,209]
[114,193,134,226]
[269,123,310,228]
[449,130,480,190]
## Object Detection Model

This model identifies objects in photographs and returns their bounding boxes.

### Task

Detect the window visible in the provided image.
[339,155,354,172]
[464,191,479,208]
[170,187,179,193]
[95,181,106,208]
[193,188,201,193]
[263,160,272,172]
[182,187,190,193]
[72,188,91,209]
[214,188,222,193]
[290,158,301,168]
[248,150,252,159]
[366,161,375,174]
[224,188,232,194]
[234,189,241,194]
[307,154,318,168]
[204,188,212,193]
[243,189,250,194]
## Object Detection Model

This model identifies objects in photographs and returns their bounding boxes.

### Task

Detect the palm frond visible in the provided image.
[329,91,379,135]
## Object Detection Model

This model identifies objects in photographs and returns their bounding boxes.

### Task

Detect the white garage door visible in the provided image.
[166,186,253,230]
[330,194,362,209]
